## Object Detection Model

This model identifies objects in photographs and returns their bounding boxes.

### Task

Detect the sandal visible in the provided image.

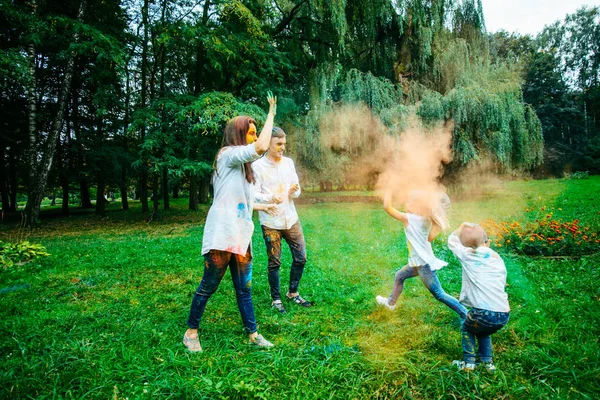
[183,333,202,353]
[249,334,274,348]
[286,293,312,307]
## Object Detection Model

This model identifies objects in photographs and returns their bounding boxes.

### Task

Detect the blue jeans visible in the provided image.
[461,308,510,363]
[261,221,307,301]
[388,264,467,319]
[187,249,257,334]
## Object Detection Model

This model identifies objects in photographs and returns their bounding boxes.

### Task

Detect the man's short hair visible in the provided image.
[459,224,487,249]
[272,127,286,139]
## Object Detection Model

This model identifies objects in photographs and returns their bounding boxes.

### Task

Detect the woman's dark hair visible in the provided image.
[215,116,256,184]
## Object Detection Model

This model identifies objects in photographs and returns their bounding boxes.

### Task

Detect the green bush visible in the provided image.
[0,240,50,269]
[564,171,589,180]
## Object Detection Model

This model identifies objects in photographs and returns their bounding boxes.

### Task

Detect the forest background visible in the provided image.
[1,0,600,225]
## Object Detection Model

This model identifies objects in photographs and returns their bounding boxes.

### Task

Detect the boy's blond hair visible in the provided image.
[459,224,487,249]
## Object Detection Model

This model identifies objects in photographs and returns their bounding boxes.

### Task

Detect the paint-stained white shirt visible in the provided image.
[448,233,510,312]
[201,144,261,256]
[252,156,300,230]
[405,213,448,270]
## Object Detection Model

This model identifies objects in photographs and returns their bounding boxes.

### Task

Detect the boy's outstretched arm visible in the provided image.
[383,190,408,225]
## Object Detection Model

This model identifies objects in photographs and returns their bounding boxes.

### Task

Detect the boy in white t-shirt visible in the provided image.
[448,223,510,372]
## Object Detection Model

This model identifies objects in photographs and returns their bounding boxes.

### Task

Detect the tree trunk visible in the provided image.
[8,147,17,212]
[199,176,209,204]
[120,164,129,210]
[152,170,159,214]
[24,0,87,226]
[189,175,199,210]
[121,47,131,212]
[60,104,71,216]
[61,178,69,215]
[0,146,9,212]
[24,0,38,222]
[80,179,93,208]
[95,170,106,216]
[139,0,150,214]
[162,166,169,210]
[172,184,179,199]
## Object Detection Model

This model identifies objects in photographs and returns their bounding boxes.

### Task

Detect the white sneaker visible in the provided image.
[482,362,496,373]
[452,360,476,371]
[376,295,396,311]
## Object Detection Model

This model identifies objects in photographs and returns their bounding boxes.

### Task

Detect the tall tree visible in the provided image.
[24,0,87,226]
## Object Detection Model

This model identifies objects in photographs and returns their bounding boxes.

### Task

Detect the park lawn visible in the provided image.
[1,177,599,399]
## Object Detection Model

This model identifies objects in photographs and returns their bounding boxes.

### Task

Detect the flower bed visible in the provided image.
[482,212,600,257]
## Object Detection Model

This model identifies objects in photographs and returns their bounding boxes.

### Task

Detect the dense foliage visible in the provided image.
[1,1,598,221]
[490,6,600,175]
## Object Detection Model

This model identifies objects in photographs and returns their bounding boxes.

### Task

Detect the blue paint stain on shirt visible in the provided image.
[237,203,245,218]
[484,252,490,259]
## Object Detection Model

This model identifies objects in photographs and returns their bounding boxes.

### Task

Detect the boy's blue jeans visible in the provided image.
[261,221,307,301]
[389,264,468,319]
[187,249,257,334]
[461,308,510,363]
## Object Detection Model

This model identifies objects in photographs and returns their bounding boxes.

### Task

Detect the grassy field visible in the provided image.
[1,177,599,399]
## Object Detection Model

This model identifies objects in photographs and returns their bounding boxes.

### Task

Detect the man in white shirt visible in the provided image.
[253,127,311,313]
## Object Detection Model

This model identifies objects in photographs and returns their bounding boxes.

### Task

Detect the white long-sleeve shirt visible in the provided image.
[252,156,300,230]
[201,144,261,256]
[448,233,510,312]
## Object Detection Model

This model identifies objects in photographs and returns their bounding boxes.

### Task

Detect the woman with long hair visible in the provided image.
[183,93,277,352]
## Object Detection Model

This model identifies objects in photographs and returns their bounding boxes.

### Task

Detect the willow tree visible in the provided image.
[432,67,544,170]
[285,0,543,178]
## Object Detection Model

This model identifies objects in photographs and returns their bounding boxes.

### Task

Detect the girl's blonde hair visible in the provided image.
[406,190,451,231]
[431,192,451,231]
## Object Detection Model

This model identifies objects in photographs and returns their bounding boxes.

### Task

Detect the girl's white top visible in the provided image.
[405,213,448,271]
[201,144,261,256]
[448,233,510,312]
[252,155,301,230]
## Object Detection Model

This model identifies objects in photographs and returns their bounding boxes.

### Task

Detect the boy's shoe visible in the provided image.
[452,360,476,371]
[376,295,396,311]
[249,334,274,348]
[481,362,496,373]
[183,334,202,353]
[286,292,312,307]
[272,300,287,314]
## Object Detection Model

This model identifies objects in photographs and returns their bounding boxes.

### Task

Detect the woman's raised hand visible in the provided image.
[267,91,277,116]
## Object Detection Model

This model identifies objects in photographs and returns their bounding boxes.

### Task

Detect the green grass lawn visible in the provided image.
[1,177,599,399]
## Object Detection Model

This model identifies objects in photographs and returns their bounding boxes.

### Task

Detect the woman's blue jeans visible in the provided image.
[461,308,510,363]
[388,264,468,319]
[187,249,257,334]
